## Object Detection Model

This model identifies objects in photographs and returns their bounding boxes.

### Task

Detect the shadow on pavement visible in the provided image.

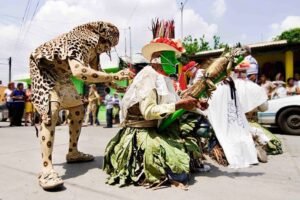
[44,185,67,192]
[54,156,103,180]
[189,164,264,184]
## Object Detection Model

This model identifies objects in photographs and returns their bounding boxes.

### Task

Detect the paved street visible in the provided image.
[0,122,299,200]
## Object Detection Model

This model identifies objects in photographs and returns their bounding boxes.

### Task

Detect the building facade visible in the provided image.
[190,40,300,81]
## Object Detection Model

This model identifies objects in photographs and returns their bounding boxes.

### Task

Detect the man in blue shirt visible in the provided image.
[11,83,25,126]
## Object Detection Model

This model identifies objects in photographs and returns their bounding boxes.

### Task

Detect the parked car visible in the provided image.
[0,103,9,122]
[258,95,300,135]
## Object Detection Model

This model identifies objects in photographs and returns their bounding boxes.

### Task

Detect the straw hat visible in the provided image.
[142,37,185,61]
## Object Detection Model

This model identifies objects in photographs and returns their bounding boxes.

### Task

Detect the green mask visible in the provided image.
[160,51,178,75]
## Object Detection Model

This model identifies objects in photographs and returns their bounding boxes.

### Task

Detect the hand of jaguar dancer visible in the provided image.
[113,68,135,81]
[69,59,134,83]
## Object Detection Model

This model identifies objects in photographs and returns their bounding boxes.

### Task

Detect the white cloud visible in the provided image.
[269,16,300,38]
[211,0,226,18]
[0,0,217,84]
[175,9,218,40]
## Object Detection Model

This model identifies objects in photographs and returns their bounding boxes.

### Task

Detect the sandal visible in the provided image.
[66,151,94,163]
[38,169,64,190]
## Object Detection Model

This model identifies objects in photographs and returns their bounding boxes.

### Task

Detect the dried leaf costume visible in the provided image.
[29,21,130,190]
[103,66,204,187]
[103,20,205,188]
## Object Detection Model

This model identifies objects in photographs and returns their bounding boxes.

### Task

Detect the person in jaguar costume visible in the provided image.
[29,21,131,190]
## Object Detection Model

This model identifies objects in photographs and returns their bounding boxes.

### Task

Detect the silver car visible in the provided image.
[258,95,300,135]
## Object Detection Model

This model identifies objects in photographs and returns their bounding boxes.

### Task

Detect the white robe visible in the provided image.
[234,79,268,113]
[206,82,258,168]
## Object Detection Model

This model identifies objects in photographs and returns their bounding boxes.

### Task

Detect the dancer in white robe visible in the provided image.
[206,79,259,168]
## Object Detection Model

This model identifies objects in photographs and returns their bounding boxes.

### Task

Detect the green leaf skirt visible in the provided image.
[103,121,202,186]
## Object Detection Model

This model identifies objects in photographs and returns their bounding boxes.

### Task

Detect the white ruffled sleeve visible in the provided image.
[139,90,175,120]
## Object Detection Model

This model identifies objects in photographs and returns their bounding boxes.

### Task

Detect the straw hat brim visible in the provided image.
[142,42,182,61]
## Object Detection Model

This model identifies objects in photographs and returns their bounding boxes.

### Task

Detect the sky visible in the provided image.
[0,0,300,84]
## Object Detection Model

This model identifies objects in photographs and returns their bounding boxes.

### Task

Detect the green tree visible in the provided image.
[182,35,228,55]
[182,35,211,55]
[274,28,300,43]
[213,35,220,49]
[182,35,200,55]
[199,35,211,52]
[213,35,228,49]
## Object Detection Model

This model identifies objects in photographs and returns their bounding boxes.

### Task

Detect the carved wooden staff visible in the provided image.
[159,46,246,131]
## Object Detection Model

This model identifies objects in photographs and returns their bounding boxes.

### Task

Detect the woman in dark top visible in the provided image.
[11,83,25,126]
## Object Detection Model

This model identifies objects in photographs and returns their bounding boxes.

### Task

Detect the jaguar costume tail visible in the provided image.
[29,55,56,125]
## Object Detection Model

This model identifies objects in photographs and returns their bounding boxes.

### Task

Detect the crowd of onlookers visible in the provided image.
[3,82,120,127]
[82,85,120,128]
[4,82,33,126]
[2,70,299,127]
[258,72,300,99]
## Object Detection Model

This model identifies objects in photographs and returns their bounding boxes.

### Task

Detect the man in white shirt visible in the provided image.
[242,46,259,83]
[259,74,275,99]
[294,73,300,87]
[104,87,113,128]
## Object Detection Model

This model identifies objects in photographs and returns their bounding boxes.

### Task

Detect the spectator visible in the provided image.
[4,82,15,126]
[25,84,34,126]
[294,73,300,87]
[242,46,259,82]
[275,72,284,81]
[286,77,299,96]
[11,83,25,126]
[103,87,113,128]
[112,93,120,124]
[259,74,275,99]
[92,94,102,126]
[84,84,100,126]
[271,81,287,99]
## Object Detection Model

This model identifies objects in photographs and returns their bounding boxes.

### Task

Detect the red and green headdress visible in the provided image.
[142,19,185,75]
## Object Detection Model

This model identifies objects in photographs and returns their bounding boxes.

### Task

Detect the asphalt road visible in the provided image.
[0,122,299,200]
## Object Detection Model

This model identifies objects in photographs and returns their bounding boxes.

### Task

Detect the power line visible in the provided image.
[0,14,77,24]
[126,0,140,26]
[13,0,32,54]
[0,16,22,25]
[19,0,41,49]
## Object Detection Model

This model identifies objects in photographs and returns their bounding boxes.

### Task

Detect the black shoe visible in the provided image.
[103,126,112,128]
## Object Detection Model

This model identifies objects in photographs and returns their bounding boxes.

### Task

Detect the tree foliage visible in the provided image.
[274,28,300,43]
[182,35,228,55]
[213,35,228,49]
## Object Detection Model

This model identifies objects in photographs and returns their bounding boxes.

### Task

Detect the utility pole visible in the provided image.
[180,1,188,40]
[124,29,127,58]
[129,26,132,61]
[180,2,184,40]
[8,57,12,82]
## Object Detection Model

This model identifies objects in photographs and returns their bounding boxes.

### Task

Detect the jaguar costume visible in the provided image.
[29,21,131,190]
